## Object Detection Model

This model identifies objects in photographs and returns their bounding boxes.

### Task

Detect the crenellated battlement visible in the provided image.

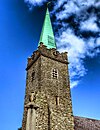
[26,43,68,70]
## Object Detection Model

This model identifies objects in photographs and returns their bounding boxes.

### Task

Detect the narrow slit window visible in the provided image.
[52,69,58,79]
[31,72,35,81]
[56,96,59,106]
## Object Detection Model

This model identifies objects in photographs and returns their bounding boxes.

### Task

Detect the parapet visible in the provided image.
[26,43,68,70]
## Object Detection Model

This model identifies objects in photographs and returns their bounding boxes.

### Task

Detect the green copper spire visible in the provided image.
[38,8,56,49]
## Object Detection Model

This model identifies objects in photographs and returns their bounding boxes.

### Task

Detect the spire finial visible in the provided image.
[47,2,51,7]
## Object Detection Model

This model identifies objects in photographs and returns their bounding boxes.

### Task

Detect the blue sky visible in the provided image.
[0,0,100,130]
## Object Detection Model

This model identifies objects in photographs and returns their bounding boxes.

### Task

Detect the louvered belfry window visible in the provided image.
[52,69,58,79]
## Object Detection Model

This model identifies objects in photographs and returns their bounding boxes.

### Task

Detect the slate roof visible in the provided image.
[74,116,100,130]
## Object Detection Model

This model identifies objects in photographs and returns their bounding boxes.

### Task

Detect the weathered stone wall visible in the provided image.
[22,56,41,130]
[39,55,74,130]
[22,44,74,130]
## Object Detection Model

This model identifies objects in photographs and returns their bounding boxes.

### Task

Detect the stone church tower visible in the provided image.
[21,7,74,130]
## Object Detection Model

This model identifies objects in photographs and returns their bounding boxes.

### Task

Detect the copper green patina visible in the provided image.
[38,8,56,49]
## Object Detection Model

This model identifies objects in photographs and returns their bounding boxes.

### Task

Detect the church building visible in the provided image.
[19,7,100,130]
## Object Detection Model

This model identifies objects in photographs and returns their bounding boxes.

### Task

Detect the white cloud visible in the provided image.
[85,38,100,57]
[96,38,100,46]
[77,0,95,7]
[55,1,80,20]
[56,29,87,88]
[81,17,99,32]
[56,26,99,88]
[24,0,46,6]
[53,0,99,20]
[95,1,100,7]
[53,0,100,88]
[54,0,67,9]
[70,80,79,88]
